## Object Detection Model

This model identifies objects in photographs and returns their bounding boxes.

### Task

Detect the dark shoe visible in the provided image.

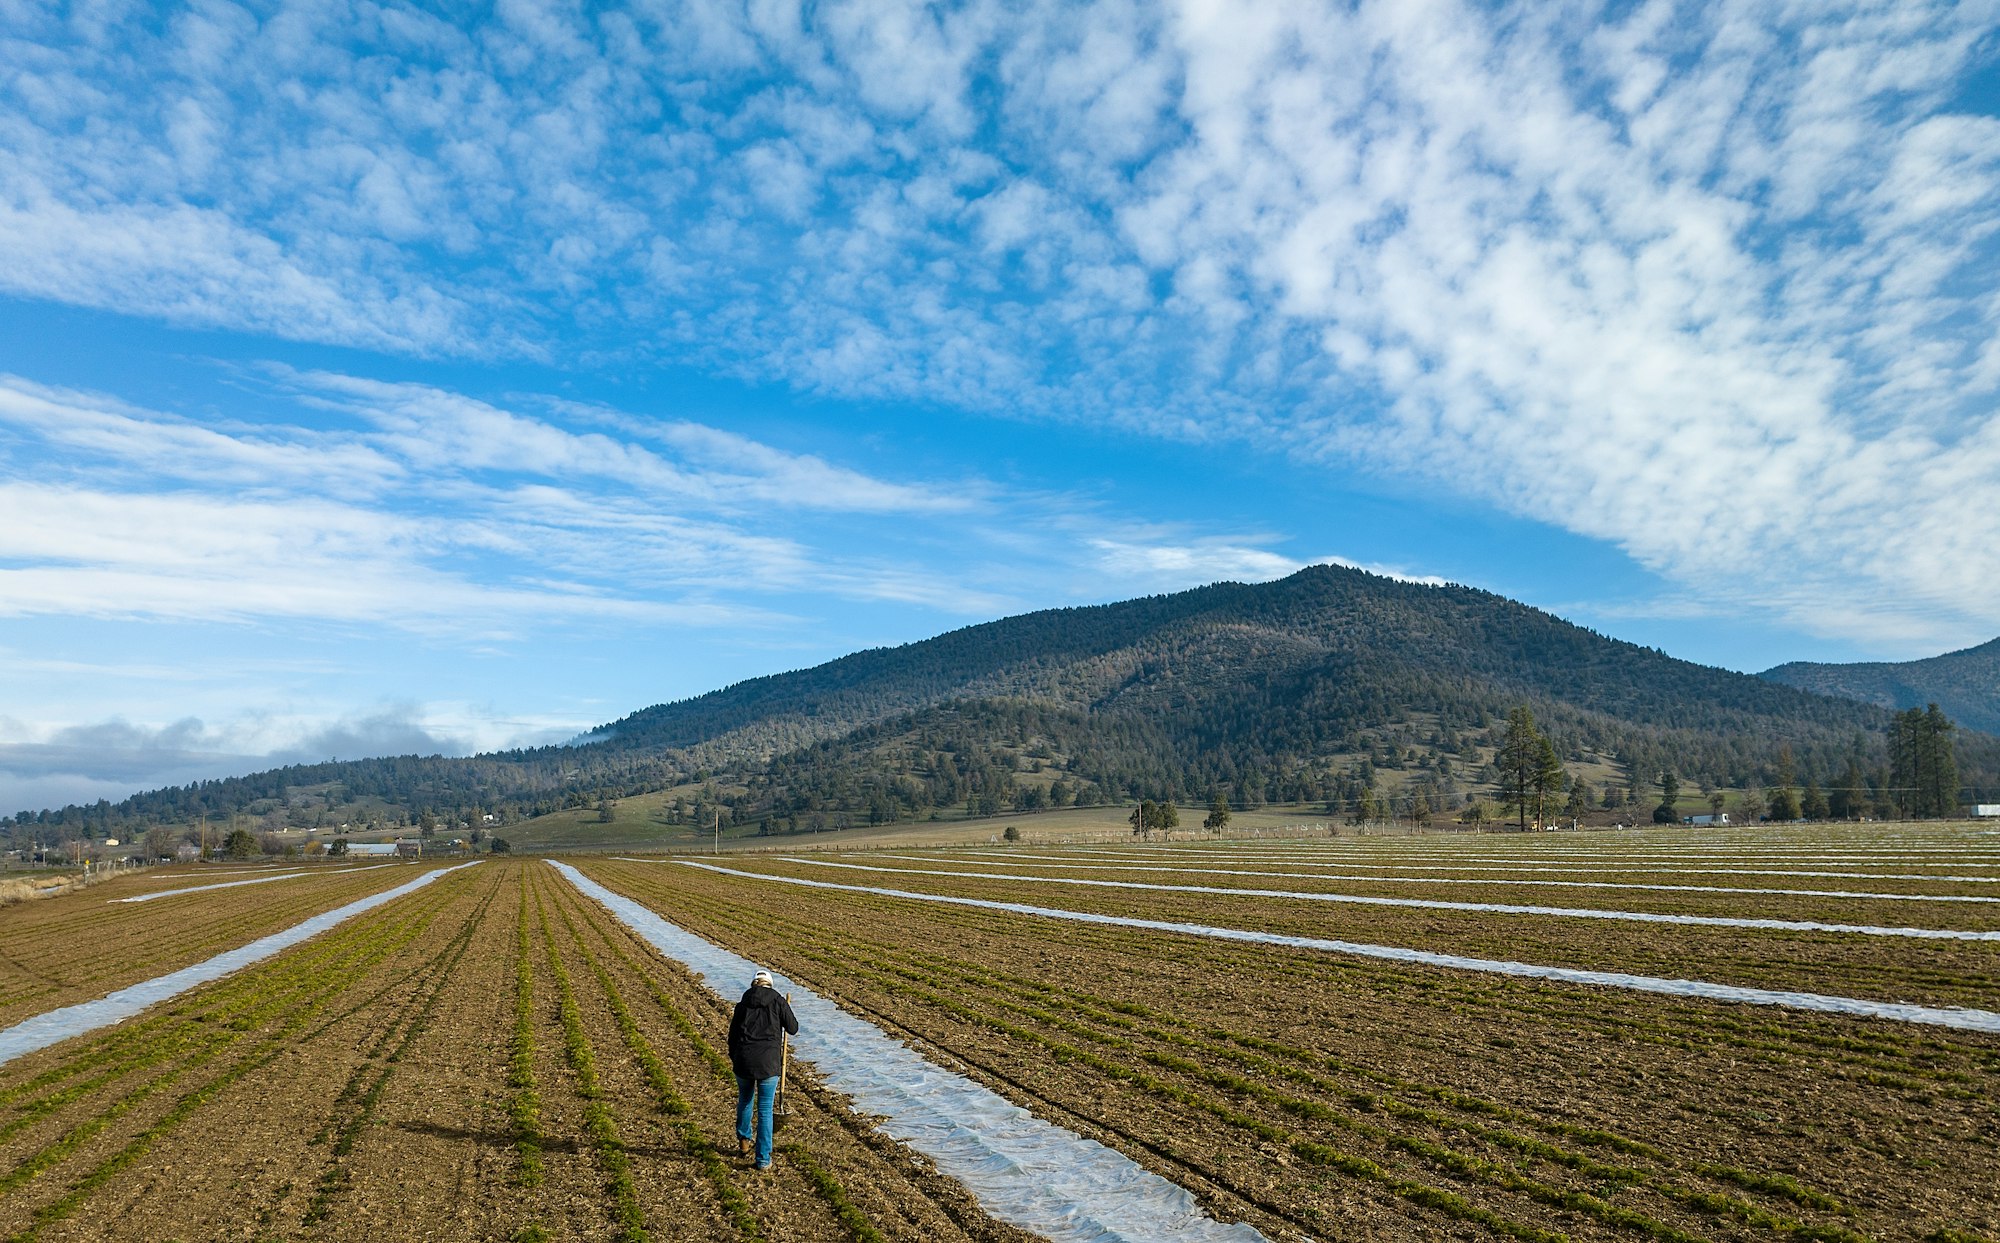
[738,1137,752,1159]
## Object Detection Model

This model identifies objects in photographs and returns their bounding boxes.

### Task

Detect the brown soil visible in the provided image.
[582,855,2000,1243]
[733,855,2000,1011]
[7,842,1992,1243]
[0,863,450,1029]
[0,862,1043,1242]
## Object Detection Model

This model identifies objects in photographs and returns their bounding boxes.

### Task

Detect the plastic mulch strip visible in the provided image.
[547,860,1267,1243]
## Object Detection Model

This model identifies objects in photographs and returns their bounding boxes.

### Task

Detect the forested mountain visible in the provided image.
[1762,638,2000,735]
[11,565,1998,840]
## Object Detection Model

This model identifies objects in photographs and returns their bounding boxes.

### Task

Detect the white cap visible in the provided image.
[752,969,773,987]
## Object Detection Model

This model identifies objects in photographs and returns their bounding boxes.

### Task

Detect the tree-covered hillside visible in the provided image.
[1763,637,2000,735]
[10,565,1997,843]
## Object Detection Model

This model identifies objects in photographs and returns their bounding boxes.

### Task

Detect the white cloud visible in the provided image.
[0,370,1333,639]
[0,700,587,811]
[0,376,400,492]
[0,0,1994,653]
[1086,536,1304,588]
[0,372,958,632]
[1083,537,1453,593]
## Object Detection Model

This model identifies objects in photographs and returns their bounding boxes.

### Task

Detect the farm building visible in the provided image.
[1968,804,2000,817]
[394,839,422,859]
[1685,813,1730,826]
[343,843,398,857]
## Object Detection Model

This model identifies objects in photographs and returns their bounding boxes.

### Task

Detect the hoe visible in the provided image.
[774,992,792,1132]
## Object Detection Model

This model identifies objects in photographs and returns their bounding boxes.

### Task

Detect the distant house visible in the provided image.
[394,839,423,859]
[1685,814,1730,826]
[174,843,200,862]
[345,843,398,857]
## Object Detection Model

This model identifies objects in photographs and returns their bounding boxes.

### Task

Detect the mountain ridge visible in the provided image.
[1761,637,2000,735]
[10,564,1996,837]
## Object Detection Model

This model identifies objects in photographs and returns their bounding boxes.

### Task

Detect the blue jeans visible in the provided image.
[735,1073,779,1167]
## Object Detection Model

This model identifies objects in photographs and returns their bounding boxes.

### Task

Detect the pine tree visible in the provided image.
[1801,777,1829,821]
[1494,707,1543,831]
[1768,746,1801,821]
[1921,704,1959,817]
[1531,735,1566,829]
[1891,705,1960,818]
[1829,758,1868,821]
[1653,769,1681,824]
[1204,794,1232,833]
[1890,709,1920,818]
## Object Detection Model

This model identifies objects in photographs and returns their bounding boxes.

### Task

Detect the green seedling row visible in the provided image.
[534,884,648,1243]
[304,878,497,1225]
[617,866,1902,1243]
[544,892,764,1242]
[0,871,474,1239]
[780,1143,890,1243]
[554,878,895,1243]
[510,880,545,1187]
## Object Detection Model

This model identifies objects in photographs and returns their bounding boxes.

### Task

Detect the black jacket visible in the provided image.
[728,985,798,1080]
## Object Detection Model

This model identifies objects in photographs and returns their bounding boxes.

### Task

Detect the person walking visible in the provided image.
[728,968,798,1172]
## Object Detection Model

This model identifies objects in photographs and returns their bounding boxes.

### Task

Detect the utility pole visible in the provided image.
[713,806,721,854]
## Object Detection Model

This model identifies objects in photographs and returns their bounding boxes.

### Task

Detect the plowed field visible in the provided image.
[0,864,449,1029]
[3,822,1995,1243]
[0,862,1034,1242]
[573,821,2000,1243]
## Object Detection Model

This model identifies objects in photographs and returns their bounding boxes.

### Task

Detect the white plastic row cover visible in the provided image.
[668,861,2000,1034]
[113,864,397,904]
[548,861,1266,1243]
[0,862,483,1067]
[880,854,2000,904]
[790,858,2000,940]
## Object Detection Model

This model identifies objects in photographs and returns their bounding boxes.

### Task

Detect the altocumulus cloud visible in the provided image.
[1,1,1996,647]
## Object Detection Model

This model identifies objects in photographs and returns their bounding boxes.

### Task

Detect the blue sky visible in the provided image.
[2,0,1998,813]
